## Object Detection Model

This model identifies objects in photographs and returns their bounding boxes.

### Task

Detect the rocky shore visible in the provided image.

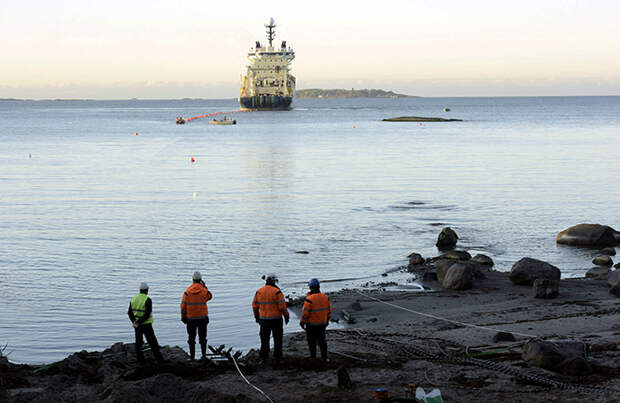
[2,224,619,402]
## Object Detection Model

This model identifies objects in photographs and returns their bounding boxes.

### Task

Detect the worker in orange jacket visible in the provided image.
[252,273,289,362]
[180,271,213,360]
[300,278,332,360]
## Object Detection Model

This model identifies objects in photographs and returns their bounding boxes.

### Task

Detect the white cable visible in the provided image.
[355,290,537,338]
[230,354,274,403]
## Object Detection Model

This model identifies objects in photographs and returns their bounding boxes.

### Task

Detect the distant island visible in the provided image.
[296,89,415,99]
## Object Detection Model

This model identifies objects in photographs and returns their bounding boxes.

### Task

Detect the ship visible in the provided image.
[239,18,295,110]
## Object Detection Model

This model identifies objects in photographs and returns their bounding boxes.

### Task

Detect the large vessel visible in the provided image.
[239,18,295,110]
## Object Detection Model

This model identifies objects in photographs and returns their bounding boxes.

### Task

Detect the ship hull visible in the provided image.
[239,95,293,110]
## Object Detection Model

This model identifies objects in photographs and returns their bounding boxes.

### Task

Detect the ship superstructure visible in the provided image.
[239,18,295,110]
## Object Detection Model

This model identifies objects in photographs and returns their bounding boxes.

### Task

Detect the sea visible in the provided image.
[1,96,619,364]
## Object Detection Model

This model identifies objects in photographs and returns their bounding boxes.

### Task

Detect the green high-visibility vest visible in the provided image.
[130,293,153,325]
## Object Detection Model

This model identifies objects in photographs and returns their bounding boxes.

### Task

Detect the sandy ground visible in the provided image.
[2,269,619,402]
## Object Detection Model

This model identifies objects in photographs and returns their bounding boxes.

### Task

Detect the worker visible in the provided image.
[128,282,166,364]
[180,271,213,360]
[252,274,289,363]
[299,278,332,360]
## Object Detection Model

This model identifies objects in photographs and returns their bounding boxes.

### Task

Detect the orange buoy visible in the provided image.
[135,132,139,135]
[353,125,356,128]
[190,157,195,163]
[419,123,423,126]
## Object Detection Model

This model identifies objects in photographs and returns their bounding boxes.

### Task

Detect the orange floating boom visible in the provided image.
[186,109,249,122]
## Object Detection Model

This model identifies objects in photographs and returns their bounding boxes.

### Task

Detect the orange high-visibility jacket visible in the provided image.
[300,291,332,325]
[252,285,289,320]
[181,282,213,321]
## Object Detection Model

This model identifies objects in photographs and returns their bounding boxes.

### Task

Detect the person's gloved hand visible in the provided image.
[300,322,306,330]
[284,316,289,325]
[181,317,187,324]
[132,321,138,329]
[255,316,260,324]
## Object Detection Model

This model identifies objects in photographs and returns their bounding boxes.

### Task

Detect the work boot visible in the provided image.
[189,344,195,361]
[200,342,207,360]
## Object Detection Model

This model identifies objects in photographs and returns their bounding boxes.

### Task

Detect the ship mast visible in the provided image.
[265,17,276,47]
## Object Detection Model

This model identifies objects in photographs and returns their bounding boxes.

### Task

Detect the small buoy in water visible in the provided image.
[28,153,32,158]
[135,132,138,136]
[443,107,451,112]
[193,192,198,198]
[190,157,195,163]
[353,125,356,128]
[419,122,423,126]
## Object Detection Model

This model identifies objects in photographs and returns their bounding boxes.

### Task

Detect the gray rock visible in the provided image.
[556,223,619,247]
[435,259,457,282]
[522,340,588,372]
[442,263,473,290]
[592,255,613,267]
[436,227,458,249]
[421,271,438,282]
[558,356,592,376]
[509,257,561,285]
[616,262,620,269]
[493,332,516,343]
[585,266,610,279]
[436,250,472,261]
[532,278,559,299]
[471,254,494,266]
[600,247,617,256]
[408,252,425,266]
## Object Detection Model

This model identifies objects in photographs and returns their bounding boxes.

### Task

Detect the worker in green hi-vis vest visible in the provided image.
[127,282,166,364]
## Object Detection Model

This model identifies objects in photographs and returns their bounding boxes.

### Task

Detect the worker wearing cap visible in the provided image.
[128,282,165,364]
[180,271,213,360]
[252,274,289,363]
[300,278,332,360]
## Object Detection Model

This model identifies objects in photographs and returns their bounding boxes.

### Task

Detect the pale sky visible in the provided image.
[1,0,619,98]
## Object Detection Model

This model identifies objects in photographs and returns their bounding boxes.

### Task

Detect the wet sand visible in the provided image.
[2,269,619,402]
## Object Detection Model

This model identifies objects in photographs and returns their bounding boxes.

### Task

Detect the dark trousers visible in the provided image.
[306,324,327,359]
[134,323,164,363]
[259,318,283,360]
[186,318,208,358]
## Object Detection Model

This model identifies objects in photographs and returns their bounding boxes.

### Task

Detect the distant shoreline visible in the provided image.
[296,88,415,99]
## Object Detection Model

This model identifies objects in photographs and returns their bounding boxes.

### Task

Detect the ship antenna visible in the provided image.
[265,17,276,47]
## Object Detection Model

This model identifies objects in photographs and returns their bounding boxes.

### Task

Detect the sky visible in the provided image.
[1,0,619,99]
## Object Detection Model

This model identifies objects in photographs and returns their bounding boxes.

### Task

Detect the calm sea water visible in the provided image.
[1,96,619,364]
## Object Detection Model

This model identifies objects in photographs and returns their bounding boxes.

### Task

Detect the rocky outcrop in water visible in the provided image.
[593,255,613,267]
[509,257,561,286]
[436,227,458,249]
[556,223,620,247]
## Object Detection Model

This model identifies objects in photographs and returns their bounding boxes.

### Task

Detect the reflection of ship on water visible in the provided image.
[239,18,295,110]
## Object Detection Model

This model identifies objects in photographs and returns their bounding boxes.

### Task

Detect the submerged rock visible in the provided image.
[436,227,458,249]
[586,266,610,279]
[600,247,617,256]
[436,250,471,261]
[557,223,619,247]
[407,252,425,266]
[509,257,561,286]
[471,254,494,266]
[592,255,613,267]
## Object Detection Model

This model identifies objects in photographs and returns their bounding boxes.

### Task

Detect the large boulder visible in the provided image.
[522,340,590,374]
[532,278,559,299]
[592,255,613,267]
[556,223,619,247]
[435,259,457,282]
[436,227,458,249]
[442,263,473,290]
[509,257,561,285]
